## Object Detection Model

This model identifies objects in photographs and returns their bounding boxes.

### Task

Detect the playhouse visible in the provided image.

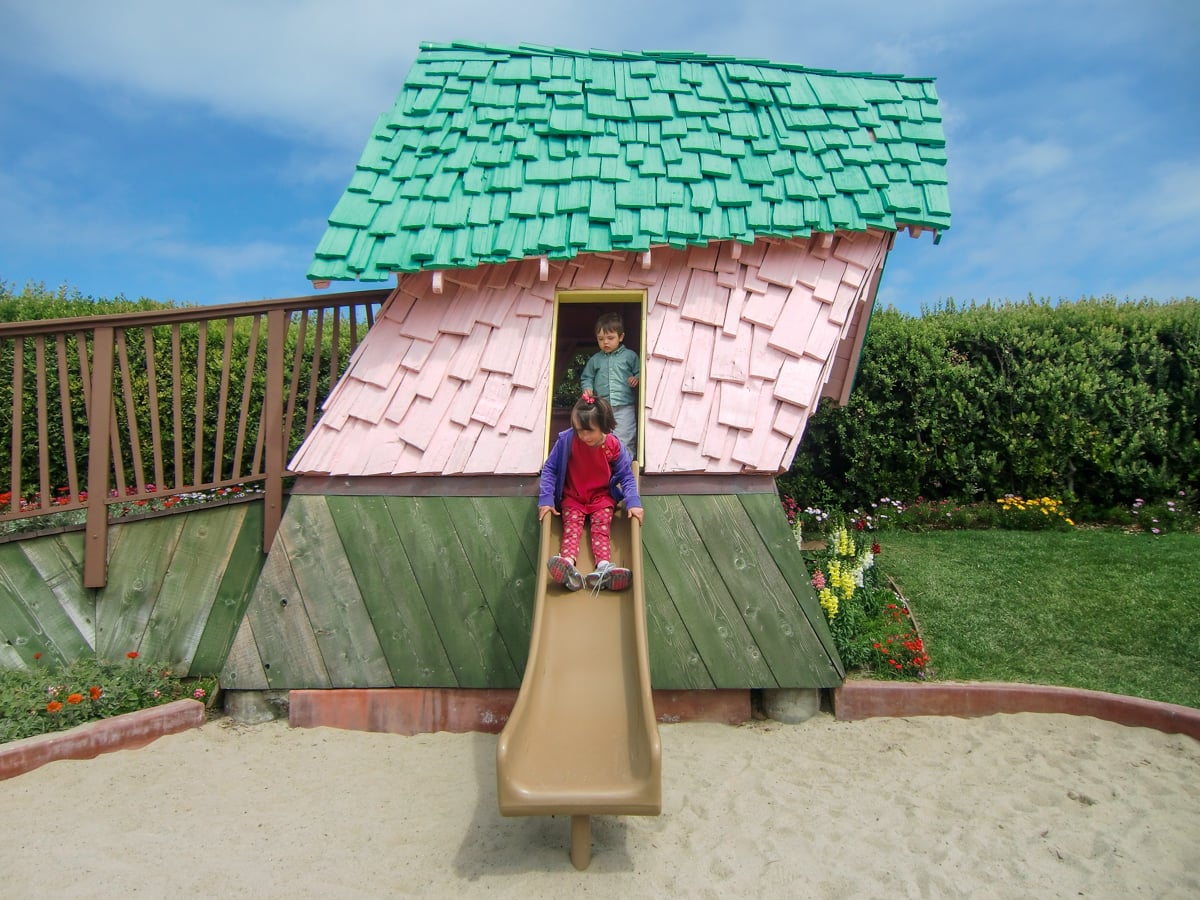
[219,41,950,708]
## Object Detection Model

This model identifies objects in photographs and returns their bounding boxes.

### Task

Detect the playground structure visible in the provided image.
[0,40,949,869]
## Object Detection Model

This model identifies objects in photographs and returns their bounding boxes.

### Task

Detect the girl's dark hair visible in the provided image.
[572,395,616,433]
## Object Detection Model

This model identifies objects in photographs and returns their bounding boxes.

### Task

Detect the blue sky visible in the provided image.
[1,0,1196,316]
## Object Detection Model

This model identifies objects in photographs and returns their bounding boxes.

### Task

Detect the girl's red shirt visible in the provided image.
[562,433,622,514]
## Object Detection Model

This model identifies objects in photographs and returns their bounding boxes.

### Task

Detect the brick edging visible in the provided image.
[287,687,753,734]
[833,681,1200,740]
[0,699,206,782]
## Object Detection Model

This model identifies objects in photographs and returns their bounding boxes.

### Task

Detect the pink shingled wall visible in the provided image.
[289,232,889,477]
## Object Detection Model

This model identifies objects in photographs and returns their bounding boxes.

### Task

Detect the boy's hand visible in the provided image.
[538,505,559,521]
[627,506,644,523]
[628,375,639,387]
[581,389,594,401]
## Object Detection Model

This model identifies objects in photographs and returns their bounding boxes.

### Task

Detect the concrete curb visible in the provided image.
[287,688,752,734]
[833,681,1200,740]
[1,699,206,782]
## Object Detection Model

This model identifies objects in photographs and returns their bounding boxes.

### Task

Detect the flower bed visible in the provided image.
[0,482,265,537]
[1,652,217,745]
[786,508,930,680]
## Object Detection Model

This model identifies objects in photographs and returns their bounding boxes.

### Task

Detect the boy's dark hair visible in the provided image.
[595,311,624,335]
[572,395,617,433]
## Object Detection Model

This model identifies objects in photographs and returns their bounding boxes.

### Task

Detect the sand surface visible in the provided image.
[2,712,1198,899]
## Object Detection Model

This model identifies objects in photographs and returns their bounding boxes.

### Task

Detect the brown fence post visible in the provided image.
[83,326,114,588]
[263,309,286,552]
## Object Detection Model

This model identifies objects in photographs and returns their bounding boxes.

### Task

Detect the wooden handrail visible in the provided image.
[0,288,391,584]
[0,288,391,338]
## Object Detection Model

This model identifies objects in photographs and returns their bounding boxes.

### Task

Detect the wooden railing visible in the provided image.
[0,288,390,586]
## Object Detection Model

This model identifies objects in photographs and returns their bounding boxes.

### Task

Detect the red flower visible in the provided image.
[67,693,83,704]
[33,652,42,660]
[89,685,103,700]
[46,701,63,713]
[126,651,139,659]
[855,519,866,531]
[871,542,881,555]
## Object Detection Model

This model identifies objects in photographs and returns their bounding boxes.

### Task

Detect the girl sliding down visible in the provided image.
[538,395,644,592]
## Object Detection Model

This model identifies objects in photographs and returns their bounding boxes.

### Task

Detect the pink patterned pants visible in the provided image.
[560,505,614,565]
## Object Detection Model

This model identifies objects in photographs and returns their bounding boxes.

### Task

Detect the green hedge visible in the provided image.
[782,297,1200,518]
[7,283,1199,521]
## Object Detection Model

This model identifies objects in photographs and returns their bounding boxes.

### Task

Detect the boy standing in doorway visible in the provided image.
[581,311,639,458]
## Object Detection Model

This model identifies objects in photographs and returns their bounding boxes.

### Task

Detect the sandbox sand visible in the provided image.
[2,712,1198,898]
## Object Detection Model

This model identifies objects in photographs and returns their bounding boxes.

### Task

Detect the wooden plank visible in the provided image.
[671,392,712,446]
[190,501,267,675]
[639,496,776,687]
[680,323,714,395]
[709,326,751,384]
[0,542,90,665]
[95,514,186,660]
[749,323,788,381]
[16,532,95,649]
[773,355,824,408]
[739,492,843,674]
[138,505,246,671]
[279,496,394,687]
[678,269,727,326]
[243,513,332,689]
[682,494,840,685]
[446,321,492,382]
[387,496,520,687]
[741,281,788,328]
[443,496,536,673]
[219,615,271,690]
[651,307,693,362]
[731,381,784,470]
[84,326,113,588]
[640,550,715,689]
[498,493,542,573]
[479,316,528,375]
[326,496,457,685]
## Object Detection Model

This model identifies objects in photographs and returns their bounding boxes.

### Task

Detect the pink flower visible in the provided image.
[811,570,827,589]
[193,688,206,699]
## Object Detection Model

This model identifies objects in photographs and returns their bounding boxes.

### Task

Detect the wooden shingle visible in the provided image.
[308,43,948,285]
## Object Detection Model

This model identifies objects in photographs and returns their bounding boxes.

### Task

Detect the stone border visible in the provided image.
[7,683,1195,784]
[833,680,1200,740]
[287,688,752,734]
[0,699,206,782]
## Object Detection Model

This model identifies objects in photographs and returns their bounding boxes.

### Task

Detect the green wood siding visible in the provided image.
[1,493,841,690]
[0,503,266,675]
[0,538,92,666]
[328,495,457,685]
[222,493,842,690]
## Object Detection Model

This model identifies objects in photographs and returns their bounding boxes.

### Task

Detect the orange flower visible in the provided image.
[126,651,139,659]
[90,685,103,700]
[67,693,83,704]
[46,701,63,713]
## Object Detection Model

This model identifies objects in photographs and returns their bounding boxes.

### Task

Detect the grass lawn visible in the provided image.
[873,529,1200,709]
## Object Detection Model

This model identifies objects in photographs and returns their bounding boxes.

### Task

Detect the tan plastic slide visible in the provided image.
[495,508,662,870]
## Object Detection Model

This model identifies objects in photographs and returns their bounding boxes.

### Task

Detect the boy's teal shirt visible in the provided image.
[581,344,640,408]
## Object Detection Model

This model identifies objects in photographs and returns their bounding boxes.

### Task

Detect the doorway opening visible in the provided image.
[547,290,646,463]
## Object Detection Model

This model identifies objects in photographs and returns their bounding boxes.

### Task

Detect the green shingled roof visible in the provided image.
[308,42,951,282]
